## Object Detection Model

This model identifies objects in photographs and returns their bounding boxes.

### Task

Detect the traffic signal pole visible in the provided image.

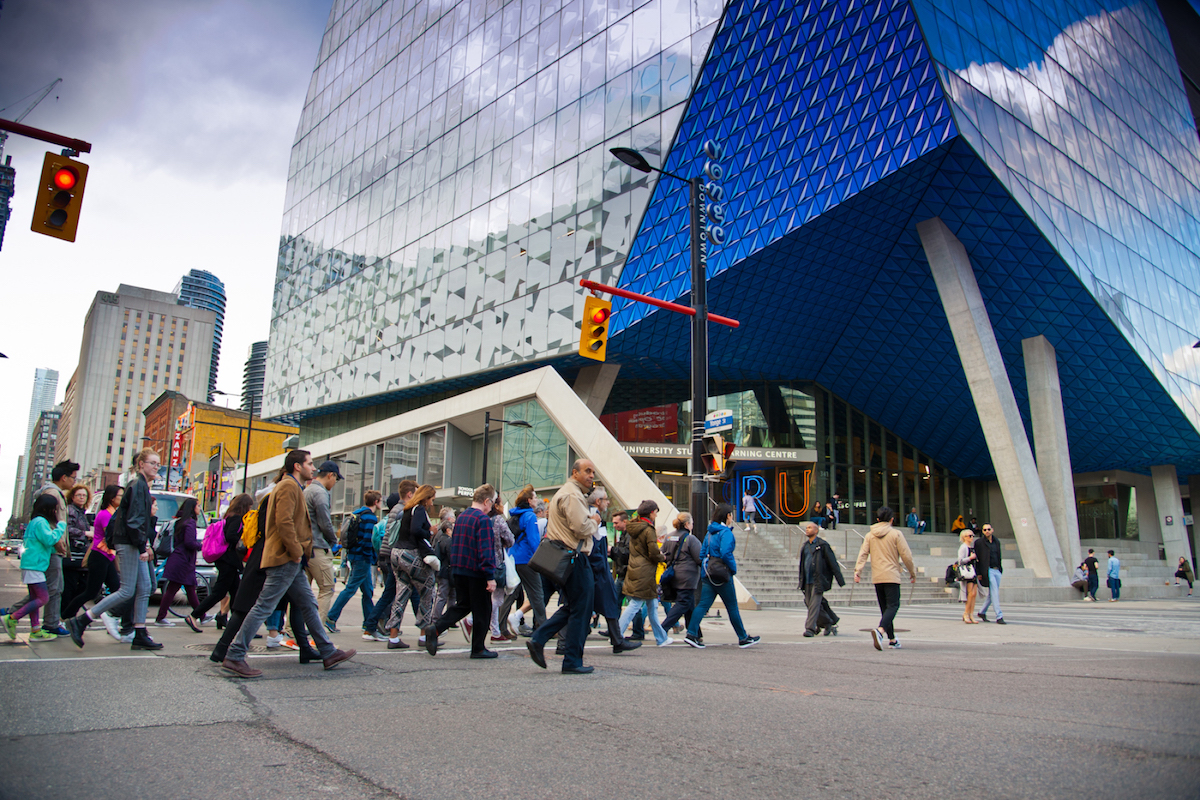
[0,119,91,155]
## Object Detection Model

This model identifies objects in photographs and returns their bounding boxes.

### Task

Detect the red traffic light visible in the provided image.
[590,306,610,325]
[53,167,78,190]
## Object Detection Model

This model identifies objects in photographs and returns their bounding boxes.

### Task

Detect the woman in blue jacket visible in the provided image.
[508,485,547,632]
[683,503,760,649]
[3,494,66,640]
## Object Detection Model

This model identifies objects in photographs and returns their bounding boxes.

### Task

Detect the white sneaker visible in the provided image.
[362,631,388,642]
[265,633,284,648]
[507,610,522,632]
[887,640,902,649]
[100,612,121,640]
[119,632,135,644]
[657,637,675,647]
[154,620,176,628]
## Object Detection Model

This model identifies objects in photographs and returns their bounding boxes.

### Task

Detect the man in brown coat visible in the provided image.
[222,450,356,678]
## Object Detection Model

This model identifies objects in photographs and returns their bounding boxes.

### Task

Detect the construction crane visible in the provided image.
[0,78,62,161]
[0,78,61,251]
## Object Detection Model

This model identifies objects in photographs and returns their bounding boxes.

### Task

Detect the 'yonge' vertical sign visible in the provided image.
[700,139,726,272]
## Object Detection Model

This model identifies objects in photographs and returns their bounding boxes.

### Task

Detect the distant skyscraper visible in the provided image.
[56,284,216,477]
[242,341,267,414]
[23,406,61,518]
[11,454,25,522]
[0,156,14,253]
[24,367,59,452]
[174,269,226,402]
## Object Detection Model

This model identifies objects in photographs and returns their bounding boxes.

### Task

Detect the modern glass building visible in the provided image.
[176,269,227,402]
[241,340,269,414]
[267,0,1200,564]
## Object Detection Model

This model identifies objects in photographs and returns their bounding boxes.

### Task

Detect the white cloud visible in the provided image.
[0,0,329,521]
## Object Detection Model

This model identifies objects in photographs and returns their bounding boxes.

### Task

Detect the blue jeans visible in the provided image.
[1107,576,1120,599]
[228,560,335,662]
[363,567,396,632]
[979,568,1003,618]
[618,597,668,645]
[531,555,594,670]
[686,577,748,641]
[328,556,374,623]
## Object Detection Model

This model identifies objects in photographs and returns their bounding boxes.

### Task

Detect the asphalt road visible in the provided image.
[1,555,1197,799]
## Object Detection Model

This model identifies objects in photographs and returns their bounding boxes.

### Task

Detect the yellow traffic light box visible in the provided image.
[31,151,89,242]
[579,296,612,361]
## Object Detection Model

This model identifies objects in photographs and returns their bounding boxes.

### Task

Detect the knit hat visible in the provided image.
[385,492,401,511]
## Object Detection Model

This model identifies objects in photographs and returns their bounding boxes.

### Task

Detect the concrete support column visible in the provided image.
[917,217,1068,584]
[1022,335,1082,568]
[1150,465,1189,564]
[572,364,620,416]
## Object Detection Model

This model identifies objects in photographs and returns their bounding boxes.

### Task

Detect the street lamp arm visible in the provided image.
[609,147,688,183]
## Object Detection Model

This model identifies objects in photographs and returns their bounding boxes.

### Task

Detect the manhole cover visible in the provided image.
[184,643,273,654]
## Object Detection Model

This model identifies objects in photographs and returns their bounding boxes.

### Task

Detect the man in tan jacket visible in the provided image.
[527,459,598,674]
[854,506,915,651]
[222,450,356,678]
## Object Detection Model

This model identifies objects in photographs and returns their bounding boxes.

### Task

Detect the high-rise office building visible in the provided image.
[56,285,216,481]
[0,156,13,253]
[265,0,1199,577]
[11,455,25,522]
[24,367,59,454]
[13,367,60,512]
[242,341,268,414]
[175,269,226,402]
[22,406,61,519]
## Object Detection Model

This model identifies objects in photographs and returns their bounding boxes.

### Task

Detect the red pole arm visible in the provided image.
[579,279,740,328]
[0,119,92,154]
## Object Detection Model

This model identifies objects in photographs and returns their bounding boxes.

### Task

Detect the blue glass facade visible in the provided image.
[610,0,1200,478]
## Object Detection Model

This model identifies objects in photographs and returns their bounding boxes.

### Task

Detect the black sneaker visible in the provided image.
[737,635,761,648]
[977,612,988,622]
[65,615,87,648]
[683,633,705,649]
[995,617,1007,625]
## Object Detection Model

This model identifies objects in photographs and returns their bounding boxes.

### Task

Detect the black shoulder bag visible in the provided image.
[658,532,687,602]
[529,535,584,586]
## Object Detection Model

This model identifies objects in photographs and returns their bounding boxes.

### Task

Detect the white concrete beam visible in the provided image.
[1022,335,1082,568]
[917,217,1068,584]
[572,364,621,416]
[1150,465,1189,564]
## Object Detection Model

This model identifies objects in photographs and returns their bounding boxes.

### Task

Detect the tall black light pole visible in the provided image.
[611,147,711,519]
[481,411,532,487]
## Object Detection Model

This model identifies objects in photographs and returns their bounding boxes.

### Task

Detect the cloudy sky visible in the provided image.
[0,0,330,520]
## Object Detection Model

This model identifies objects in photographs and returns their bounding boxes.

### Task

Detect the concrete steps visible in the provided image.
[733,523,1183,606]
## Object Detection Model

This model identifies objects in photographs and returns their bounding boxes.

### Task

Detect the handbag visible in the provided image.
[958,562,976,581]
[528,537,582,586]
[659,531,687,602]
[504,552,518,595]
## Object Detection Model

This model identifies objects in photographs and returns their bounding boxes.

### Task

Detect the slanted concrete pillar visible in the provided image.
[1150,465,1189,564]
[1022,335,1082,568]
[917,217,1068,584]
[572,364,620,416]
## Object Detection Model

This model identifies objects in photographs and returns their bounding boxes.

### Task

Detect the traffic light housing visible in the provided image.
[579,296,612,361]
[701,434,736,477]
[31,151,89,242]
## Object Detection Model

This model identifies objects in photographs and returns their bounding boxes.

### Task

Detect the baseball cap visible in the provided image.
[317,460,344,480]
